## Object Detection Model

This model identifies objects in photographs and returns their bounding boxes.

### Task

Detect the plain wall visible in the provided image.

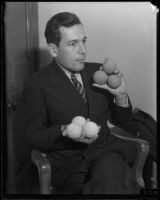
[38,2,157,120]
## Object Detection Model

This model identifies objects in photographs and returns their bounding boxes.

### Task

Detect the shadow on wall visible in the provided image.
[39,48,53,68]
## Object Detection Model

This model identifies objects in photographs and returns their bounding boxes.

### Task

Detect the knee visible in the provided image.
[90,151,126,178]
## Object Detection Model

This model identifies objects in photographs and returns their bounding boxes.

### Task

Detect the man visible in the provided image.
[23,12,138,194]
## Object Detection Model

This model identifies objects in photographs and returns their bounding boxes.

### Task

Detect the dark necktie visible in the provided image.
[71,73,87,103]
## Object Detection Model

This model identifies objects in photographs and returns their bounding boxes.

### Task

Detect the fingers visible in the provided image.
[81,128,86,138]
[62,122,100,144]
[80,135,98,144]
[92,83,107,88]
[117,72,123,77]
[61,125,65,132]
[98,126,101,132]
[98,66,123,77]
[74,131,99,144]
[61,124,69,136]
[62,129,68,136]
[112,69,123,77]
[92,83,111,91]
[86,118,90,122]
[88,135,98,143]
[113,69,120,74]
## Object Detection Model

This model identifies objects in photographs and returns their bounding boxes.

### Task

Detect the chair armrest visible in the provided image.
[110,126,149,188]
[31,150,51,194]
[151,161,157,189]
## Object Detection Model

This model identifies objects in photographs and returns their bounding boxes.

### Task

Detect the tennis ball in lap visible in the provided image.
[72,116,86,127]
[83,121,99,138]
[67,123,82,139]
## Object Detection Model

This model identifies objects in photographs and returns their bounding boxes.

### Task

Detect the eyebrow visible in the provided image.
[67,36,87,44]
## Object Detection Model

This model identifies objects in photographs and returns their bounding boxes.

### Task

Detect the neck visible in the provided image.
[55,58,79,74]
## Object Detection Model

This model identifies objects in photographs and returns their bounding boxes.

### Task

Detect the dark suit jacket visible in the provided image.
[23,59,132,151]
[23,60,135,186]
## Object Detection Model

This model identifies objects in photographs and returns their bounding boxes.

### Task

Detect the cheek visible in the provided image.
[60,50,75,64]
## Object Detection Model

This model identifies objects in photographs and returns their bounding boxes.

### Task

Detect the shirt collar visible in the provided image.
[55,59,79,78]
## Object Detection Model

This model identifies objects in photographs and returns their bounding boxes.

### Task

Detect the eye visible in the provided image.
[82,38,87,44]
[70,41,78,47]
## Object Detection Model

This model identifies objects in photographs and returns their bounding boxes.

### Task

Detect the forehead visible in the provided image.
[59,24,86,42]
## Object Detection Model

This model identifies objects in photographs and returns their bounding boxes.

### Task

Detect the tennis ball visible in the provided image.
[102,58,117,75]
[107,75,122,89]
[67,123,82,139]
[84,121,99,138]
[93,70,108,85]
[72,116,86,127]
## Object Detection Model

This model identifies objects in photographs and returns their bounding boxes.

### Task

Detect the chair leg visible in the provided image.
[151,161,157,189]
[39,172,51,194]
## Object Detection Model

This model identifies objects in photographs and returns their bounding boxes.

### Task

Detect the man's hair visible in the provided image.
[45,12,82,46]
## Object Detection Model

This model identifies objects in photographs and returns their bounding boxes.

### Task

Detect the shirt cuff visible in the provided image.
[114,95,129,108]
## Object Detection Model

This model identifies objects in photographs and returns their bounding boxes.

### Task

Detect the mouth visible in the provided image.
[76,58,85,62]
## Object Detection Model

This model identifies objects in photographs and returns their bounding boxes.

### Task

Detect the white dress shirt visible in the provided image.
[58,64,84,86]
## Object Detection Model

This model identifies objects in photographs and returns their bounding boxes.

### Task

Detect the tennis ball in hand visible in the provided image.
[93,70,108,85]
[107,74,122,89]
[102,58,117,75]
[67,123,82,139]
[72,116,86,127]
[83,121,99,138]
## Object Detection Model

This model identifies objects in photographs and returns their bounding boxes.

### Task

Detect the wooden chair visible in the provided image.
[31,124,154,194]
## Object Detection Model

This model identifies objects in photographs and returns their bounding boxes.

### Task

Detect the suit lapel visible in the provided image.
[81,63,106,119]
[81,64,97,117]
[46,61,87,113]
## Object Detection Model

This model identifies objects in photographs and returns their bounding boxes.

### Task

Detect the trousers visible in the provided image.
[47,133,139,194]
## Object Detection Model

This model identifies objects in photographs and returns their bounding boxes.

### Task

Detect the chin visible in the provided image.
[75,63,85,72]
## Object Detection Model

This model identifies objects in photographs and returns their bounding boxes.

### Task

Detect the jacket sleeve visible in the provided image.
[108,95,138,135]
[23,81,71,151]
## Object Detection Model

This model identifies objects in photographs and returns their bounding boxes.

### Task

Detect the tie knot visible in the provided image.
[71,73,78,85]
[71,73,77,80]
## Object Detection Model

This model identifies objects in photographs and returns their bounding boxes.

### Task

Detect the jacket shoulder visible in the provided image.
[85,61,101,68]
[24,62,53,88]
[85,62,101,73]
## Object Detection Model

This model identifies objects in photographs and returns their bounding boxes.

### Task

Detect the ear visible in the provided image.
[48,44,58,58]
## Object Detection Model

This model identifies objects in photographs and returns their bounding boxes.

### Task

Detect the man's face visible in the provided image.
[55,24,87,72]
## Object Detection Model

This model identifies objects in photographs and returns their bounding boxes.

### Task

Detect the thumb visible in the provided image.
[62,129,68,136]
[86,118,90,122]
[92,83,111,91]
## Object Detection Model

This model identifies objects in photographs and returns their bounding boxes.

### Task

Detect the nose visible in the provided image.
[78,42,86,54]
